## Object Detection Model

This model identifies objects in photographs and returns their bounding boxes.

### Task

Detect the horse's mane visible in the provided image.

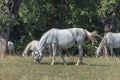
[98,33,110,49]
[37,30,51,51]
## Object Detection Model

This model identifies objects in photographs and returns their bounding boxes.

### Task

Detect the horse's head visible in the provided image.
[33,50,43,63]
[95,46,102,58]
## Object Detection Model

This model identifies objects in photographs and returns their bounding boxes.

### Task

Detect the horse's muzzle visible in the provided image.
[34,59,40,64]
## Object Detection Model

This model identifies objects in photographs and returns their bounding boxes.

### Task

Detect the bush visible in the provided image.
[83,41,96,57]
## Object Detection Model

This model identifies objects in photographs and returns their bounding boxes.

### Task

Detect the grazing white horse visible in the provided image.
[22,40,39,57]
[7,41,15,55]
[33,28,98,65]
[96,32,120,58]
[23,40,52,57]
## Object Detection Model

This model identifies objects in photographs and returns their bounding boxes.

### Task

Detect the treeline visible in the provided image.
[0,0,120,55]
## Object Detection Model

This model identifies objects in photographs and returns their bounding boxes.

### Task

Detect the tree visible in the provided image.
[0,0,22,55]
[99,0,120,33]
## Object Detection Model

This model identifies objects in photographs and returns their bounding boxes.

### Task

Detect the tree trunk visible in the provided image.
[11,0,22,16]
[101,0,120,33]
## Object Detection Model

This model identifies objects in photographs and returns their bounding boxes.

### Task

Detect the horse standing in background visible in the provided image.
[96,32,120,58]
[7,41,15,55]
[33,28,98,65]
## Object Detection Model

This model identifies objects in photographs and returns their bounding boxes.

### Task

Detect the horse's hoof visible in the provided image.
[75,63,79,65]
[75,62,83,65]
[63,63,67,65]
[51,63,55,65]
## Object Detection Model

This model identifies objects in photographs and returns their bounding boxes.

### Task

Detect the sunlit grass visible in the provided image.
[0,56,120,80]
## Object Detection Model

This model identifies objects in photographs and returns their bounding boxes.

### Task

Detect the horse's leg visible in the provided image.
[9,50,12,56]
[47,44,52,56]
[104,46,108,58]
[51,43,57,65]
[110,46,114,56]
[76,45,83,65]
[31,51,34,57]
[13,48,15,56]
[57,49,67,65]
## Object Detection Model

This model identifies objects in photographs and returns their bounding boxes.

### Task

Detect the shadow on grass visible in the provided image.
[87,64,107,67]
[33,62,76,65]
[34,62,108,67]
[34,62,89,66]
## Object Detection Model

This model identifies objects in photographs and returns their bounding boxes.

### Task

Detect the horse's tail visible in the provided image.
[84,29,98,45]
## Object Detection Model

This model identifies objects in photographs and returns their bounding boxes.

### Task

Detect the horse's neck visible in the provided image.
[23,42,32,54]
[98,35,107,50]
[37,33,48,52]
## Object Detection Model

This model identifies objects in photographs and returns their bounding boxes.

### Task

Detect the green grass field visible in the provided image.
[0,56,120,80]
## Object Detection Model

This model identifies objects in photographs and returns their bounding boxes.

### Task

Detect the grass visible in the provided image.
[0,56,120,80]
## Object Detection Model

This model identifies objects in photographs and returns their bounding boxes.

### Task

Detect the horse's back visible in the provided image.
[46,28,74,47]
[8,41,13,45]
[7,41,14,51]
[8,41,14,48]
[29,40,39,50]
[105,32,120,48]
[31,40,39,45]
[46,28,86,48]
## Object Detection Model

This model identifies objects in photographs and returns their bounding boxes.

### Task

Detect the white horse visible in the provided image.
[33,28,98,65]
[22,40,52,57]
[22,40,39,57]
[7,41,15,55]
[96,32,120,58]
